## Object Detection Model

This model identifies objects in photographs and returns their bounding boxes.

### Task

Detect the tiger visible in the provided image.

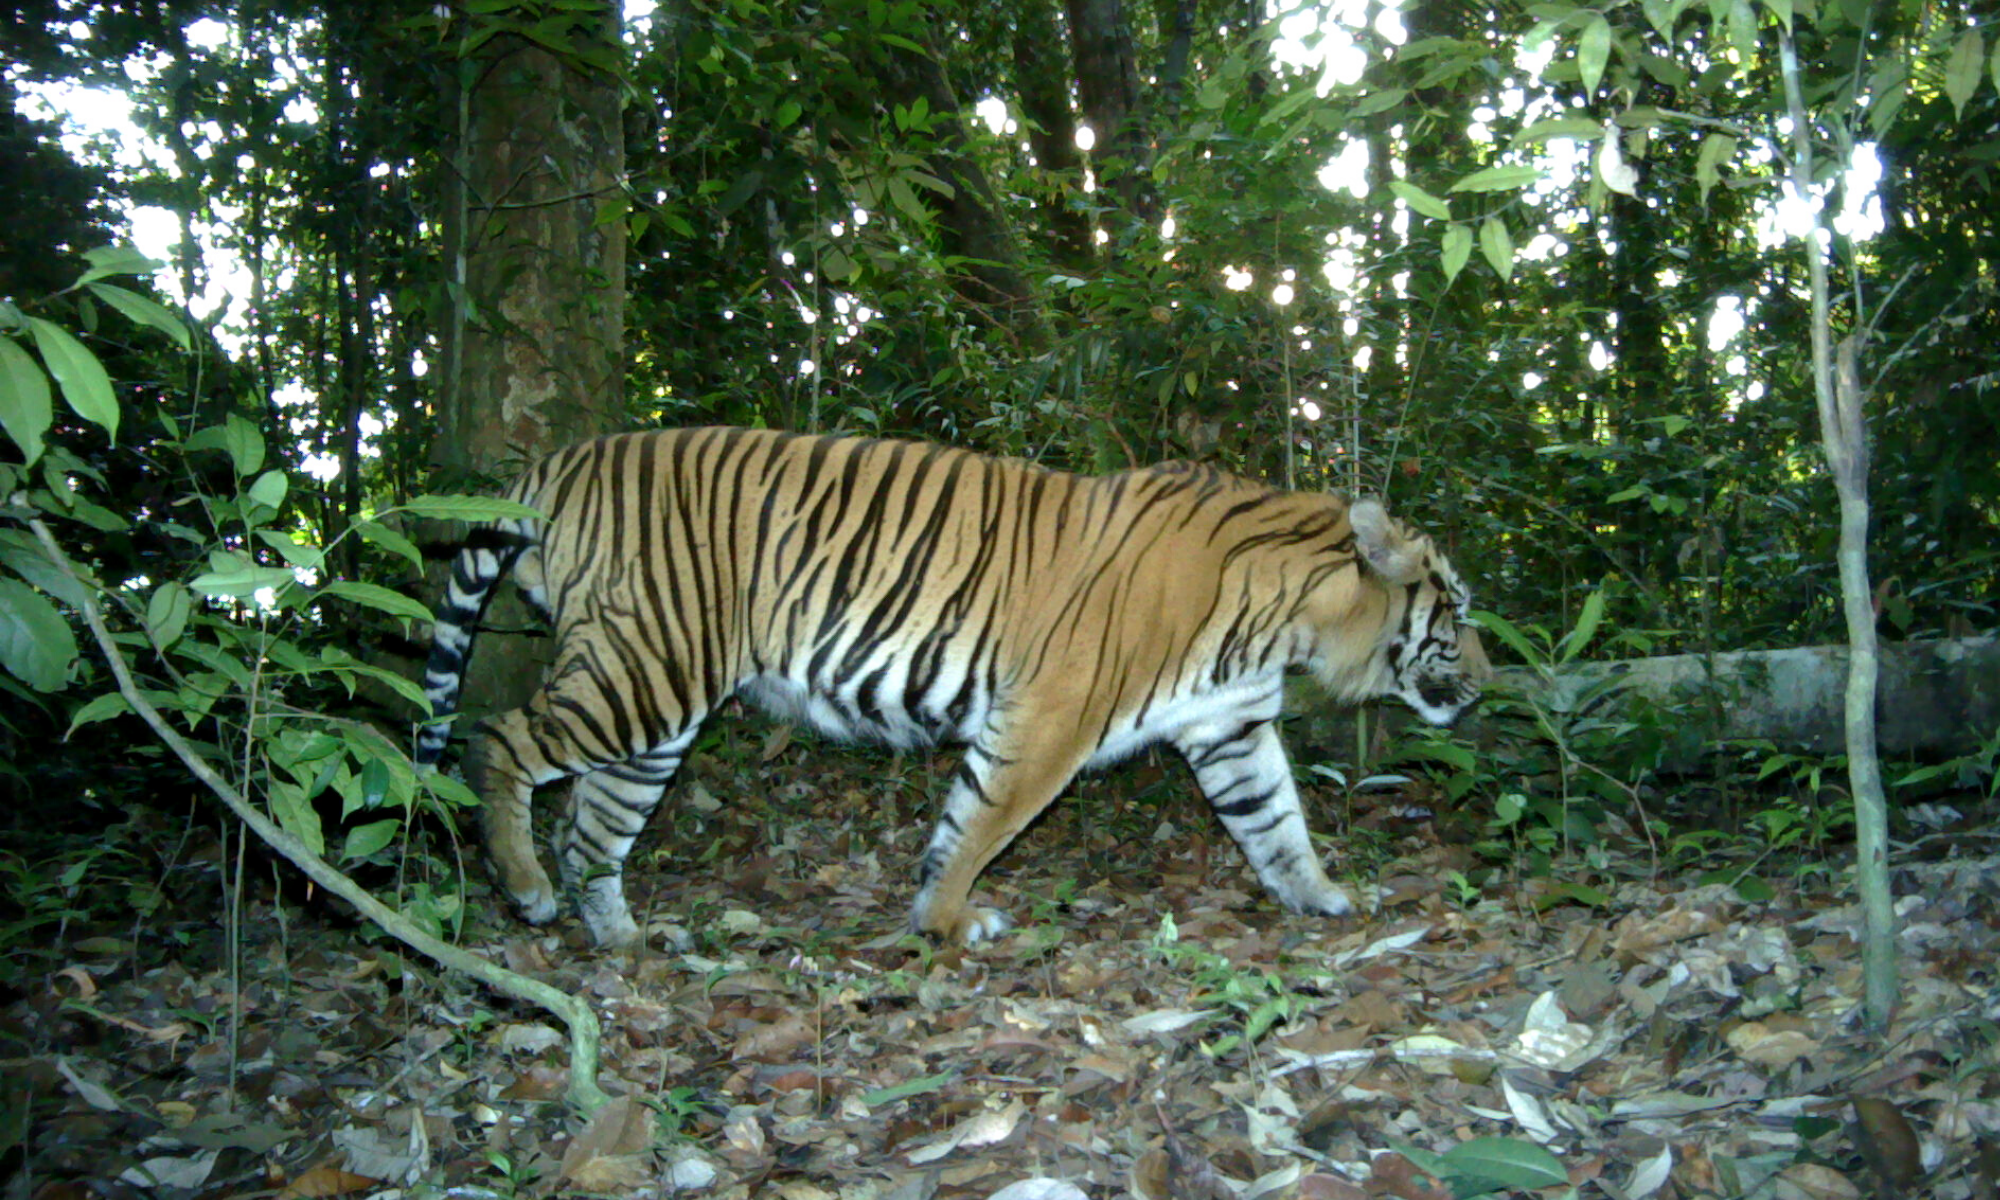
[415,426,1486,947]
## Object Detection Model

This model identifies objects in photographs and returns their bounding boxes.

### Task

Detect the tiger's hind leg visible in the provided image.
[1176,719,1356,918]
[557,733,697,947]
[467,664,704,947]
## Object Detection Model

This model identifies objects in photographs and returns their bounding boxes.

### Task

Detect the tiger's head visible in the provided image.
[1333,499,1488,726]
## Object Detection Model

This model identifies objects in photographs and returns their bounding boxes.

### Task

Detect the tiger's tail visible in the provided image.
[414,523,536,767]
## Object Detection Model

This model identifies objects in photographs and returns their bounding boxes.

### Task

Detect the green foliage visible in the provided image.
[2,248,484,955]
[1148,913,1327,1060]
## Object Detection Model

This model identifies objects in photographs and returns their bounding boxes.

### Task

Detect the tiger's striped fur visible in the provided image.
[416,427,1486,946]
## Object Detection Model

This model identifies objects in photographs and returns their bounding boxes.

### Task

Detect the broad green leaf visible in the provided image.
[1727,0,1756,64]
[396,494,541,521]
[1641,0,1680,37]
[887,174,929,225]
[1993,38,2000,97]
[1470,608,1542,666]
[255,529,324,571]
[189,563,297,599]
[1389,180,1451,220]
[1260,83,1319,126]
[267,781,324,857]
[322,581,432,624]
[246,469,289,512]
[0,578,77,692]
[334,660,431,710]
[420,770,480,809]
[84,283,191,349]
[27,318,118,440]
[1479,217,1515,281]
[355,519,423,570]
[1560,586,1608,662]
[1438,1137,1568,1190]
[1448,164,1545,193]
[1577,14,1611,95]
[343,818,402,862]
[1441,224,1473,281]
[223,414,264,476]
[1349,87,1408,117]
[1944,29,1985,121]
[1696,133,1737,205]
[1763,0,1792,31]
[66,691,131,735]
[146,581,192,650]
[0,529,88,607]
[0,336,52,464]
[1512,117,1604,145]
[775,99,802,129]
[75,245,165,287]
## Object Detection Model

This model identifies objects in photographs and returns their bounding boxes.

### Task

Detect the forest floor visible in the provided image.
[5,731,2000,1200]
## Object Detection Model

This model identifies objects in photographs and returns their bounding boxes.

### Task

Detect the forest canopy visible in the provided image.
[3,0,1997,722]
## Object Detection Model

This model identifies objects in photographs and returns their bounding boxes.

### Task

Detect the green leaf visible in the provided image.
[1641,0,1679,37]
[354,519,424,570]
[1479,216,1515,281]
[84,283,191,350]
[1763,0,1793,31]
[0,529,89,607]
[223,414,265,477]
[66,691,131,735]
[1944,29,1985,121]
[1695,133,1737,206]
[1441,224,1473,282]
[255,529,324,571]
[1448,164,1545,193]
[395,494,541,522]
[860,1070,957,1108]
[0,337,52,463]
[27,318,118,440]
[775,99,802,129]
[246,469,289,512]
[343,818,402,862]
[1577,13,1611,95]
[1389,180,1451,220]
[75,245,166,288]
[1349,87,1408,116]
[0,579,78,692]
[335,660,431,710]
[146,581,192,651]
[1560,587,1608,662]
[1726,0,1756,63]
[1512,117,1605,145]
[1992,38,2000,98]
[1438,1136,1569,1190]
[1469,608,1543,667]
[321,581,433,624]
[189,562,297,599]
[267,781,324,857]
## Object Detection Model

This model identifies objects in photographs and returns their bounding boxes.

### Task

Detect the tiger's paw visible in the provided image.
[910,894,1014,946]
[512,887,560,926]
[953,906,1014,945]
[1268,874,1357,919]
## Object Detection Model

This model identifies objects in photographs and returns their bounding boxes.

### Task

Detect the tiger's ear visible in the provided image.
[1350,498,1426,584]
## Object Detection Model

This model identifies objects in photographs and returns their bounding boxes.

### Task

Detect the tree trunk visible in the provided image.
[876,26,1046,345]
[433,3,628,722]
[1012,0,1092,272]
[1066,0,1155,226]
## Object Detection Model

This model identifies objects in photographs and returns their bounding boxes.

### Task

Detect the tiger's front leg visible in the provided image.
[1176,719,1356,918]
[909,734,1092,945]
